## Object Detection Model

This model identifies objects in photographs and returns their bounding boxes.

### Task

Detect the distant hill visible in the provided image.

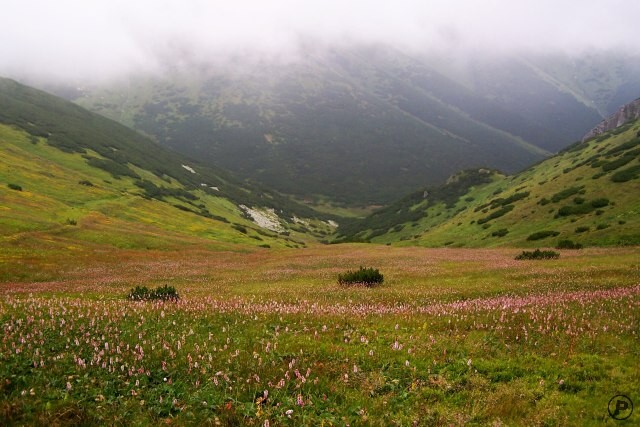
[336,113,640,247]
[54,47,640,206]
[0,77,334,255]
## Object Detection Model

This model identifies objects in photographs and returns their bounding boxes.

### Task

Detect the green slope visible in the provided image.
[0,78,334,258]
[337,118,640,247]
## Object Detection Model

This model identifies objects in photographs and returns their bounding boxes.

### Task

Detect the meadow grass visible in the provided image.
[1,244,638,426]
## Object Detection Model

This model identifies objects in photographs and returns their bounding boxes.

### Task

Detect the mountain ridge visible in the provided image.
[55,47,639,206]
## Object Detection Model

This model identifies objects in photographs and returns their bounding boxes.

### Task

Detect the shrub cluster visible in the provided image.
[7,183,22,191]
[338,267,384,287]
[477,205,514,225]
[550,186,584,203]
[526,230,560,241]
[515,249,560,260]
[85,157,140,180]
[491,228,509,237]
[612,164,640,182]
[127,285,180,301]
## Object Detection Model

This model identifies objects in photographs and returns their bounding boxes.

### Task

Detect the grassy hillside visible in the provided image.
[337,119,640,247]
[0,78,335,272]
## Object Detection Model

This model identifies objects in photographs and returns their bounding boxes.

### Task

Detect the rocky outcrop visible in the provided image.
[583,98,640,141]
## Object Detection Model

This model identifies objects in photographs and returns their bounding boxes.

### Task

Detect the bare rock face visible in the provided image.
[583,98,640,141]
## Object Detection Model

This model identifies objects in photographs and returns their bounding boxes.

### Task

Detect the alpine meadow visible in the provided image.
[1,1,639,426]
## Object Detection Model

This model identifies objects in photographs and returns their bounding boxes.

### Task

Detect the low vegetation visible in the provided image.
[515,249,560,260]
[526,230,560,241]
[337,266,384,287]
[1,245,637,425]
[127,285,180,301]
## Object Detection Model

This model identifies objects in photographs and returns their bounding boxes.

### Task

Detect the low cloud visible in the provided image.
[1,0,639,82]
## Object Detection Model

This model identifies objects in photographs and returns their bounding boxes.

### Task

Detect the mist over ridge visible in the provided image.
[2,0,639,83]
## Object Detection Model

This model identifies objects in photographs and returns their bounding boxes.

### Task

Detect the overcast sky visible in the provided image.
[1,0,639,82]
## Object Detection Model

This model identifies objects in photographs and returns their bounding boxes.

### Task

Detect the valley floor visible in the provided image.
[1,244,639,426]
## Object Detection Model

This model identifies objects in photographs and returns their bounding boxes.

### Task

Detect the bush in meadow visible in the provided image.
[515,249,560,260]
[338,266,384,287]
[128,285,180,301]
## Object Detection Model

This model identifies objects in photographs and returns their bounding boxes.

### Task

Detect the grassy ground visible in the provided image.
[1,244,638,426]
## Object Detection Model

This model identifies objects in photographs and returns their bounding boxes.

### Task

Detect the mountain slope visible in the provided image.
[0,77,334,260]
[337,116,640,247]
[67,47,602,206]
[63,48,640,207]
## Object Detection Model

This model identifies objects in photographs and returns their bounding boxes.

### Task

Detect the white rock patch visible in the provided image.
[240,205,284,232]
[182,164,197,174]
[200,183,220,191]
[292,216,309,226]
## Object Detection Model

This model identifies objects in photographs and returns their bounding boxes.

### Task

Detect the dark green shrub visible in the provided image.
[590,198,610,208]
[551,187,584,203]
[612,165,640,182]
[556,198,608,217]
[556,240,583,250]
[66,218,77,226]
[338,267,384,287]
[173,204,192,212]
[573,197,585,205]
[605,140,640,156]
[575,226,590,233]
[151,285,180,301]
[596,223,609,230]
[538,198,550,206]
[488,191,529,209]
[127,285,179,301]
[526,230,560,241]
[78,180,94,187]
[492,228,509,237]
[7,183,22,191]
[232,224,248,234]
[128,286,152,301]
[477,205,514,225]
[86,157,140,179]
[601,154,635,172]
[515,249,560,260]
